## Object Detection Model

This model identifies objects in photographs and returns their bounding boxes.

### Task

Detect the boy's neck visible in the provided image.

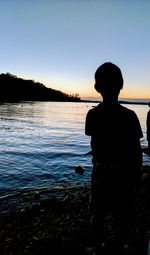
[102,98,119,105]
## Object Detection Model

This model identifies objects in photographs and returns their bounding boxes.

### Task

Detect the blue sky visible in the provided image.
[0,0,150,99]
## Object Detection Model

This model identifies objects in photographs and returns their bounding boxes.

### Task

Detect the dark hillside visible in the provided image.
[0,73,80,102]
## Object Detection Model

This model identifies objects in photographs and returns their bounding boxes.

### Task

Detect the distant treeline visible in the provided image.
[0,73,81,102]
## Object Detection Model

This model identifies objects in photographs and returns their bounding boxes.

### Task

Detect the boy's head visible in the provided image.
[94,62,124,95]
[148,102,150,108]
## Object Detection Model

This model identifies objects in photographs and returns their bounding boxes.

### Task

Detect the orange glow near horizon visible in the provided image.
[119,87,149,100]
[80,83,150,100]
[46,79,150,99]
[81,89,149,100]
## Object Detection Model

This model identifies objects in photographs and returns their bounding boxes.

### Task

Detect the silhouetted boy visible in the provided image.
[147,102,150,151]
[85,62,143,254]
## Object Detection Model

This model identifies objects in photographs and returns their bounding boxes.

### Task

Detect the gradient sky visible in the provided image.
[0,0,150,99]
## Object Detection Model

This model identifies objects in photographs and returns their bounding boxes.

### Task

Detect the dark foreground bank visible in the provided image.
[0,166,149,255]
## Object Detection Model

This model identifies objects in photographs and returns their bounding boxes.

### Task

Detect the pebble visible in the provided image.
[75,166,84,175]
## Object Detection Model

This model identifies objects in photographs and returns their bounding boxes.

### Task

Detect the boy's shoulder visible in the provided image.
[86,103,102,118]
[118,104,136,115]
[88,103,135,116]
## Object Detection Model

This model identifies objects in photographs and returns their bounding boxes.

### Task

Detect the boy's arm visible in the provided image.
[85,110,93,136]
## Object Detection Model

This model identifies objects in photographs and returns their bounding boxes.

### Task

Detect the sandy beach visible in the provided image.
[0,166,149,255]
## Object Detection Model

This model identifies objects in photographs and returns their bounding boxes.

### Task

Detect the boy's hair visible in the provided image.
[94,62,124,93]
[148,101,150,107]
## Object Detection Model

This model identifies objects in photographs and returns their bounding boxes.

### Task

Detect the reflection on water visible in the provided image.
[0,101,149,197]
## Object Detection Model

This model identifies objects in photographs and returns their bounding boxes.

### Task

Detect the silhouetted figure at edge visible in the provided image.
[147,102,150,151]
[85,62,143,255]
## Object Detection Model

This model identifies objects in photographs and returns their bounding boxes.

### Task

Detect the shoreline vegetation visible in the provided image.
[0,73,149,105]
[0,165,149,255]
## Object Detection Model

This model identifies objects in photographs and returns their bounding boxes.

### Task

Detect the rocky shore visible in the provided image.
[0,166,149,255]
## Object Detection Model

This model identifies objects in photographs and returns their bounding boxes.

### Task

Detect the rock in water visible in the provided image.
[75,166,84,175]
[34,191,40,199]
[142,147,150,156]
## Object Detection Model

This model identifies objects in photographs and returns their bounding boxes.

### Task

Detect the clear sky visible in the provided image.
[0,0,150,99]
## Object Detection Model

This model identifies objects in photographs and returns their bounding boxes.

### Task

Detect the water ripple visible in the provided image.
[0,102,149,199]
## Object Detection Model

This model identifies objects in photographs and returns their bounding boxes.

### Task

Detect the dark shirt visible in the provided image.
[85,103,143,169]
[147,110,150,141]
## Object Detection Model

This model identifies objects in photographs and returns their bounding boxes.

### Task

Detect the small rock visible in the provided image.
[6,223,12,229]
[34,191,40,199]
[32,236,38,241]
[75,166,84,175]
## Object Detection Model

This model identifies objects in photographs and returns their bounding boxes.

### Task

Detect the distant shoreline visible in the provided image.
[81,99,149,105]
[0,99,149,105]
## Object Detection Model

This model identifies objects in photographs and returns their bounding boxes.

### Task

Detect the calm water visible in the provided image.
[0,101,149,198]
